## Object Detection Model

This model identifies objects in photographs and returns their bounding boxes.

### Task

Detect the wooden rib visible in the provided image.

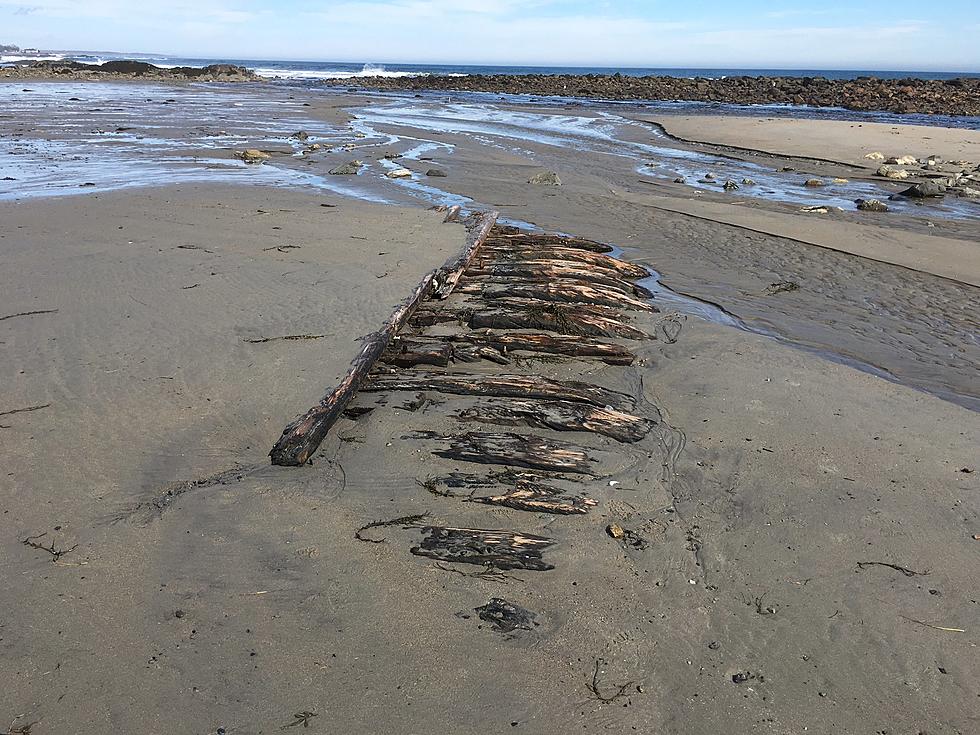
[413,431,597,474]
[458,398,653,443]
[449,332,636,365]
[461,271,653,300]
[485,230,614,253]
[470,282,656,311]
[364,373,632,408]
[477,247,648,279]
[381,340,452,368]
[472,487,597,515]
[411,526,555,571]
[269,211,497,466]
[467,258,650,284]
[469,306,650,340]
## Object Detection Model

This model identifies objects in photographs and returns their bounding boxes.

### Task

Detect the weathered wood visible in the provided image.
[469,281,655,311]
[477,247,648,279]
[411,526,555,571]
[451,344,511,365]
[459,399,653,443]
[381,340,452,368]
[364,373,632,408]
[270,274,435,465]
[466,260,652,291]
[269,211,498,466]
[473,486,597,515]
[485,230,614,253]
[449,332,635,365]
[461,272,653,300]
[412,430,597,474]
[469,305,650,340]
[433,211,499,299]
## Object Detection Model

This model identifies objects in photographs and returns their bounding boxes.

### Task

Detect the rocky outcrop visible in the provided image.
[0,60,258,82]
[320,74,980,116]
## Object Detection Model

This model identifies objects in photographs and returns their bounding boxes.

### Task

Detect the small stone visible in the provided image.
[386,167,413,179]
[236,149,270,164]
[832,177,849,183]
[876,165,909,180]
[864,151,885,161]
[606,523,626,540]
[528,171,561,185]
[804,179,826,187]
[886,155,918,166]
[329,160,362,176]
[723,180,739,191]
[290,131,310,141]
[703,172,716,181]
[741,178,756,185]
[426,168,447,177]
[856,198,889,212]
[174,609,185,618]
[673,177,685,183]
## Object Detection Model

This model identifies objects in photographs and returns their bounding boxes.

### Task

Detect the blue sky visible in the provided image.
[2,0,978,70]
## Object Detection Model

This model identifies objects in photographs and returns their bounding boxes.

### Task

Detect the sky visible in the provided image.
[2,0,979,71]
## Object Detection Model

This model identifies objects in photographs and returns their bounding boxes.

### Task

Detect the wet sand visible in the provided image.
[2,84,979,734]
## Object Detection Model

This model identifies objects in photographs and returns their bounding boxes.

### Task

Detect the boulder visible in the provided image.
[855,198,889,212]
[528,171,561,185]
[329,160,362,175]
[426,168,448,177]
[898,181,946,198]
[386,168,413,179]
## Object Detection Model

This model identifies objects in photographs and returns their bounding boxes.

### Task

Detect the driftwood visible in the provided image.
[364,373,632,408]
[433,211,498,299]
[411,526,555,571]
[449,332,636,365]
[469,306,650,340]
[473,598,539,633]
[269,211,498,466]
[473,484,597,515]
[476,248,647,279]
[469,282,655,311]
[381,340,452,368]
[485,231,614,253]
[451,344,511,365]
[459,399,653,443]
[466,262,652,296]
[413,430,597,474]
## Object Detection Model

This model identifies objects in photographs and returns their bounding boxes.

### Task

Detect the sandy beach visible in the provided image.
[1,80,978,735]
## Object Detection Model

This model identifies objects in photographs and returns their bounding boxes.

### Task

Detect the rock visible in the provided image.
[290,131,310,141]
[528,171,561,185]
[386,167,413,178]
[741,178,756,185]
[886,155,918,166]
[856,198,889,212]
[800,205,830,213]
[703,172,716,181]
[329,160,362,175]
[673,177,685,183]
[876,165,909,180]
[236,149,270,164]
[305,143,322,152]
[606,523,626,540]
[426,168,448,177]
[804,179,826,187]
[832,177,849,184]
[723,180,739,191]
[899,180,946,198]
[864,151,886,161]
[957,186,980,198]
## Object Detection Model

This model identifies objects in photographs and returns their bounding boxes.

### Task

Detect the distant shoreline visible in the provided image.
[320,73,980,117]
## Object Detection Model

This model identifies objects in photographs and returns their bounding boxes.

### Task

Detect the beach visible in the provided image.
[1,78,978,734]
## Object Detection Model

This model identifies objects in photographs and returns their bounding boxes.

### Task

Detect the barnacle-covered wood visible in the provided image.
[411,526,555,571]
[364,373,632,408]
[458,398,653,443]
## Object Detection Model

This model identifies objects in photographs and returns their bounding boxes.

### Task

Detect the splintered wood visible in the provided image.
[271,221,661,576]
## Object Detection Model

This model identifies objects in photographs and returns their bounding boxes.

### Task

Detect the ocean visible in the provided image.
[2,51,978,81]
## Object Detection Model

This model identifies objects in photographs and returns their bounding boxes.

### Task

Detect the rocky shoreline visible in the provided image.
[321,73,980,116]
[0,59,259,82]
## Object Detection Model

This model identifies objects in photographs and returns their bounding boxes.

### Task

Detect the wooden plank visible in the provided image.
[433,210,499,299]
[458,398,653,443]
[411,526,555,571]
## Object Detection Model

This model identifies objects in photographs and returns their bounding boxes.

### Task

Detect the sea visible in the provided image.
[2,51,978,81]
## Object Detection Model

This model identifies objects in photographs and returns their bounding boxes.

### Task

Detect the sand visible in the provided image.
[2,86,979,735]
[651,115,980,168]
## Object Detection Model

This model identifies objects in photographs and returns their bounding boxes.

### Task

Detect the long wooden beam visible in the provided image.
[269,210,498,466]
